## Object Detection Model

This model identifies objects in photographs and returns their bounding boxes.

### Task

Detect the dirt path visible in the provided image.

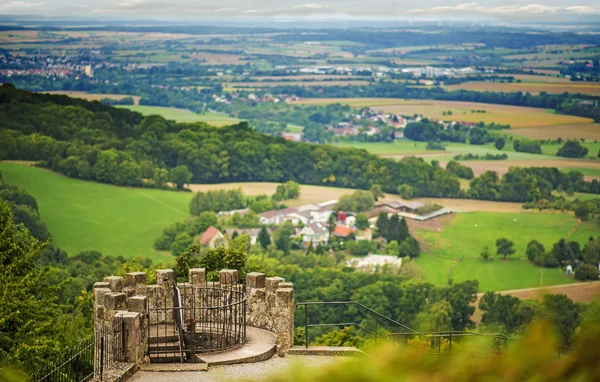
[566,219,582,240]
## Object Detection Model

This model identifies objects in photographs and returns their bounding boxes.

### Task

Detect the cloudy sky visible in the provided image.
[1,1,599,20]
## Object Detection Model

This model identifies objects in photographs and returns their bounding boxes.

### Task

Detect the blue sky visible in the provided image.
[0,1,599,20]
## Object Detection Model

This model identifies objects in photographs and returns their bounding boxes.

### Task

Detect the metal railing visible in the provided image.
[35,315,125,382]
[296,301,417,347]
[386,331,579,359]
[147,279,247,363]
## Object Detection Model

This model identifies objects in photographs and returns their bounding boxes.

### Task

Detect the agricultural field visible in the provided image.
[504,124,600,141]
[445,81,600,96]
[412,212,595,291]
[0,163,192,262]
[45,91,141,105]
[227,80,371,88]
[119,105,240,126]
[292,98,594,129]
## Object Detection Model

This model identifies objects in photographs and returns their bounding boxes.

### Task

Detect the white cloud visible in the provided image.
[404,2,599,16]
[0,1,43,11]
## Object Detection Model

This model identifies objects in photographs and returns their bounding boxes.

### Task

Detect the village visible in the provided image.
[195,196,451,272]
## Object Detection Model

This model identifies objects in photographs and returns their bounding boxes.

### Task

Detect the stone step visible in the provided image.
[198,326,277,366]
[148,335,180,344]
[148,351,187,364]
[149,341,185,352]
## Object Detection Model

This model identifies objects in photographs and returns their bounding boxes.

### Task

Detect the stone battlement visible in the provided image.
[93,268,294,375]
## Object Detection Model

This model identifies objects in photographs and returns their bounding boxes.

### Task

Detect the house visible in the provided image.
[333,225,356,239]
[345,215,356,227]
[375,200,425,214]
[259,207,298,225]
[281,132,304,142]
[224,228,272,245]
[299,222,329,245]
[356,228,373,242]
[346,254,402,272]
[199,226,225,249]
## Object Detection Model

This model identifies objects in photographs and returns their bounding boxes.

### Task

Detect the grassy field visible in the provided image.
[119,105,240,126]
[292,98,594,128]
[0,164,192,262]
[45,91,141,105]
[413,212,595,291]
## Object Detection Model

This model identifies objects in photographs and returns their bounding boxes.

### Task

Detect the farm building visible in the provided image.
[199,226,225,249]
[258,202,336,226]
[376,200,425,213]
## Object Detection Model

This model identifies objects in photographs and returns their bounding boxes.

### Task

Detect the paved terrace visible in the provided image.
[130,355,340,382]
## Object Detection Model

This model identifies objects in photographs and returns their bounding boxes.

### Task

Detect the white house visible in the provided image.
[299,222,330,245]
[346,254,402,272]
[259,207,297,225]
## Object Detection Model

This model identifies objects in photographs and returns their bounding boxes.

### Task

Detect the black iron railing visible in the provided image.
[147,279,247,363]
[296,301,417,347]
[35,315,125,382]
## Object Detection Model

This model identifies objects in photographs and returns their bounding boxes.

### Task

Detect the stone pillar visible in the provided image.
[274,286,295,355]
[156,269,175,323]
[189,268,206,284]
[219,269,238,285]
[125,272,147,297]
[104,276,124,293]
[119,312,144,363]
[246,273,268,329]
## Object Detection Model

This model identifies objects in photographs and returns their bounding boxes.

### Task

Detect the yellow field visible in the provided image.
[504,124,600,140]
[291,98,594,128]
[45,91,141,105]
[446,81,600,96]
[227,80,371,88]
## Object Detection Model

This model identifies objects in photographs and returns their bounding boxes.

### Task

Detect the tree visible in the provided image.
[375,212,388,239]
[0,201,71,373]
[397,184,414,199]
[273,180,301,201]
[273,221,295,255]
[478,292,527,333]
[496,238,515,260]
[369,184,384,201]
[541,294,581,345]
[551,238,574,264]
[575,264,600,281]
[172,232,193,256]
[480,246,490,261]
[494,138,506,151]
[258,226,271,249]
[355,213,370,230]
[169,165,192,190]
[526,240,545,262]
[556,140,589,158]
[399,237,421,258]
[386,240,400,256]
[336,190,374,213]
[327,212,337,235]
[153,167,169,188]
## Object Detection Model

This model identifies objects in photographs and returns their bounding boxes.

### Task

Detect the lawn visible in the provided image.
[119,105,240,126]
[0,164,193,263]
[541,142,600,160]
[413,212,595,291]
[446,82,600,96]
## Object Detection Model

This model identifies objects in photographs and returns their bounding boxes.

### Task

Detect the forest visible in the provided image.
[0,84,462,198]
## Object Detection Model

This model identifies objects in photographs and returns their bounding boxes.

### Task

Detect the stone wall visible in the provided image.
[92,267,295,372]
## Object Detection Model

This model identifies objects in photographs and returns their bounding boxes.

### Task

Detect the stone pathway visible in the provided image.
[130,355,340,382]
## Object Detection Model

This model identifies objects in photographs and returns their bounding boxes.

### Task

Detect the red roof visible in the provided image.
[333,226,356,238]
[200,226,222,246]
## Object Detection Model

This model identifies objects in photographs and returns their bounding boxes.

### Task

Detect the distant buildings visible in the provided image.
[346,254,402,272]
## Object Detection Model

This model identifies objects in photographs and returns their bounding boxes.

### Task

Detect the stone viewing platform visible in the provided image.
[92,268,295,380]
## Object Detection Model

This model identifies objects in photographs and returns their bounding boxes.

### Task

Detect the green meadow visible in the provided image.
[0,164,193,263]
[119,105,241,126]
[414,212,598,291]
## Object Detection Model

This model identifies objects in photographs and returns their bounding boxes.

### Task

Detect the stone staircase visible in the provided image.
[145,325,277,368]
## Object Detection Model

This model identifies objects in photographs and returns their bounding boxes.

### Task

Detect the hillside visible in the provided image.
[0,84,461,198]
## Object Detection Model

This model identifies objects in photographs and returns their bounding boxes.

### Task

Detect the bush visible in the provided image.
[397,184,414,199]
[526,240,545,262]
[534,252,559,268]
[557,140,589,158]
[574,264,599,281]
[513,139,541,154]
[399,237,421,258]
